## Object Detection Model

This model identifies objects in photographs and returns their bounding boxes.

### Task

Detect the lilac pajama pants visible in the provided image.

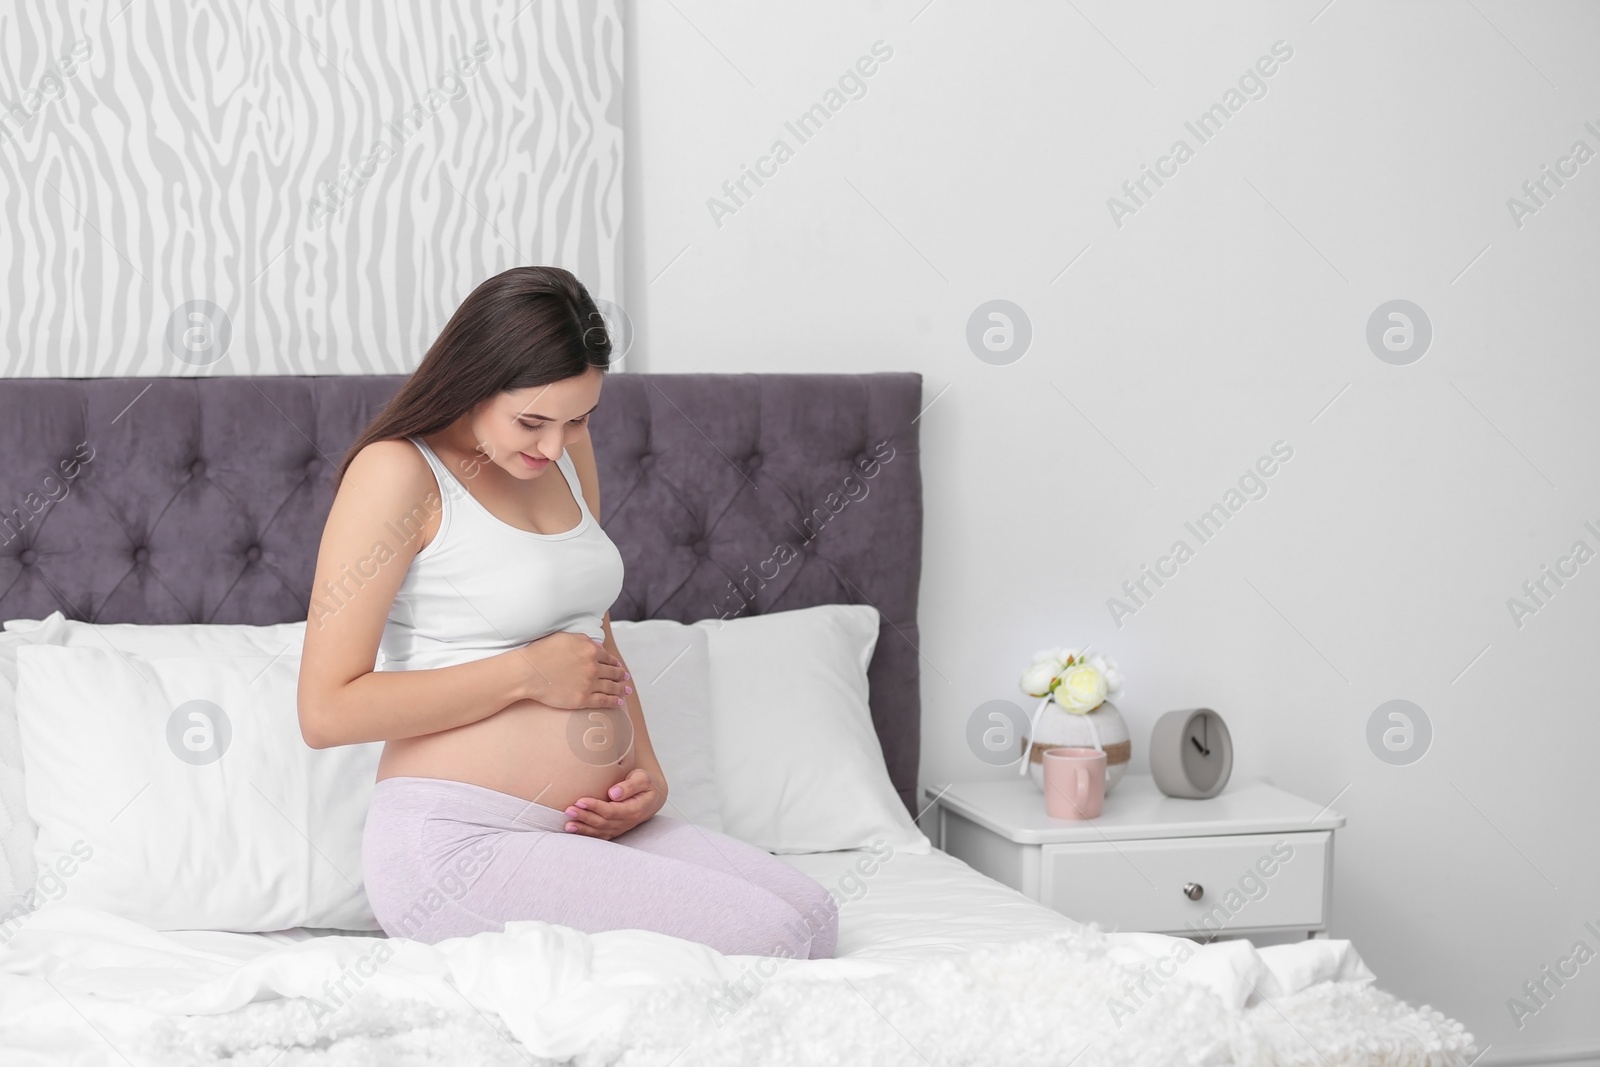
[361,775,838,959]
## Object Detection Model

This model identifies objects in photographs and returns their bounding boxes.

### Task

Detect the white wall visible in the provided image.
[623,0,1600,1061]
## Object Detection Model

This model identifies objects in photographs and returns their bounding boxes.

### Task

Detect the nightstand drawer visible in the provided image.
[1039,831,1328,935]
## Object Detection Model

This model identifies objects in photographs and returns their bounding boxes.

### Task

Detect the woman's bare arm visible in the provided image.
[296,439,545,749]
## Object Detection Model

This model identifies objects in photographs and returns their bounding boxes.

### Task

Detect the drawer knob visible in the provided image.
[1183,882,1204,901]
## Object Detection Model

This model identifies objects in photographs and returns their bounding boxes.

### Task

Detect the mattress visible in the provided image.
[0,845,1465,1067]
[780,845,1379,1008]
[780,842,1085,960]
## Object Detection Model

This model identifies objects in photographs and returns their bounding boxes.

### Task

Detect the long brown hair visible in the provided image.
[334,265,613,493]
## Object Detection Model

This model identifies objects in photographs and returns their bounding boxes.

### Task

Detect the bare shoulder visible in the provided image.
[565,432,603,522]
[340,437,436,504]
[329,437,443,545]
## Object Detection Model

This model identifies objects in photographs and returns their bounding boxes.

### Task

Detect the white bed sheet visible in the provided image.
[782,842,1090,959]
[0,845,1377,1066]
[779,845,1375,1003]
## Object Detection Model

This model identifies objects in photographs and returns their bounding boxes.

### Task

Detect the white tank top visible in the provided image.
[376,435,626,672]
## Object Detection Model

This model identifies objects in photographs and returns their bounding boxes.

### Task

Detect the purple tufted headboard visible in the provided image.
[0,373,925,813]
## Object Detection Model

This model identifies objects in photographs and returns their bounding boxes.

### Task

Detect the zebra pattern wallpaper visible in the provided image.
[0,0,626,376]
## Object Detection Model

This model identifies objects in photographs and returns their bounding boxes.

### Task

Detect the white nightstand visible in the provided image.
[923,774,1345,942]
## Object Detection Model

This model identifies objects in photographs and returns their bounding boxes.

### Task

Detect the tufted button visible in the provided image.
[189,460,206,478]
[18,549,36,566]
[692,539,709,557]
[133,547,149,564]
[245,544,262,563]
[853,452,871,471]
[306,459,322,477]
[638,453,654,470]
[746,453,763,472]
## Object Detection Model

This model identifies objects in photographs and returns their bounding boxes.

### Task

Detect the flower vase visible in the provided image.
[1021,698,1130,795]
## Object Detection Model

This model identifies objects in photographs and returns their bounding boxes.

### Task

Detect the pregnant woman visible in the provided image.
[297,265,837,959]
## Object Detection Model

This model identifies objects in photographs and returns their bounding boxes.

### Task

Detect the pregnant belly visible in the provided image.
[374,697,637,813]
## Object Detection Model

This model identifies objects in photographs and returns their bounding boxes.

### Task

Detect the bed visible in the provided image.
[0,372,1475,1065]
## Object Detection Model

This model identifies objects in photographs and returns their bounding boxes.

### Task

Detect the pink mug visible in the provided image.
[1042,747,1106,820]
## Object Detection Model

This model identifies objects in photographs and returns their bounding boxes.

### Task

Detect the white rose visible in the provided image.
[1054,663,1108,713]
[1031,648,1060,664]
[1019,660,1060,698]
[1058,647,1081,664]
[1086,654,1122,694]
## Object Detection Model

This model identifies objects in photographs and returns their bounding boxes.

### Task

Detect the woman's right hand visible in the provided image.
[509,631,632,710]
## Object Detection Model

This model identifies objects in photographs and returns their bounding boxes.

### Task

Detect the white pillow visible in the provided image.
[609,619,721,831]
[4,610,305,658]
[2,612,310,925]
[693,604,929,855]
[16,643,383,932]
[0,614,69,916]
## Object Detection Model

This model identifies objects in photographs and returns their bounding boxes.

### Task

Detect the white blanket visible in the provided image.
[0,849,1475,1066]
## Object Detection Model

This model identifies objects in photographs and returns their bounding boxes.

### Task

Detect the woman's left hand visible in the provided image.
[563,768,664,840]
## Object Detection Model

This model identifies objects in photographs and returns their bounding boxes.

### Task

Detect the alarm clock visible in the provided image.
[1149,708,1232,798]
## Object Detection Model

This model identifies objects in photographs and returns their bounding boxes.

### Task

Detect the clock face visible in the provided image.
[1180,710,1227,793]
